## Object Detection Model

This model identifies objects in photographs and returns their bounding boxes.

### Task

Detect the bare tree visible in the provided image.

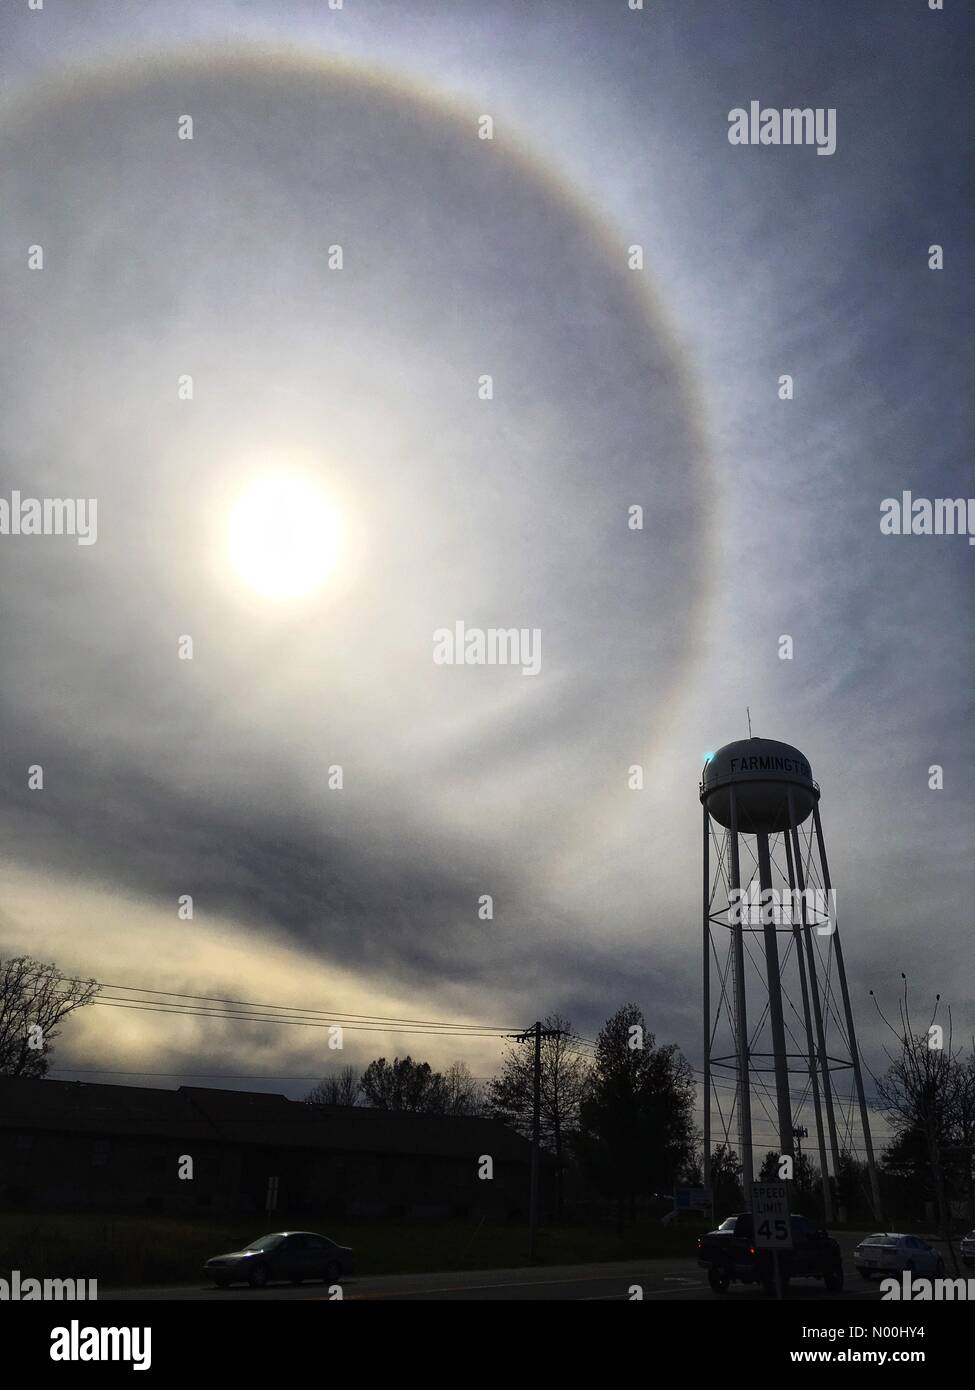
[438,1060,485,1116]
[873,980,968,1247]
[305,1064,362,1107]
[954,1049,975,1223]
[307,1058,482,1114]
[0,957,98,1078]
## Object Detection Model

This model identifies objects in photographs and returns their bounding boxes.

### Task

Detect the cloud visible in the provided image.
[0,48,709,1070]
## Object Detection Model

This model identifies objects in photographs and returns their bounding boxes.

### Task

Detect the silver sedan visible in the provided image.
[854,1232,945,1280]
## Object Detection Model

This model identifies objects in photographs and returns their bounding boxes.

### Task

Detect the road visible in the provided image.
[98,1258,879,1301]
[99,1232,953,1301]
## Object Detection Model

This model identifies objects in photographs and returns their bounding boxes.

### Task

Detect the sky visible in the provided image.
[0,0,971,1163]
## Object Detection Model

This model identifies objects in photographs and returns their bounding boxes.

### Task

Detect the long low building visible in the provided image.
[0,1075,547,1219]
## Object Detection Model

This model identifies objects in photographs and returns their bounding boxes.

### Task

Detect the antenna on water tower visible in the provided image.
[746,707,753,738]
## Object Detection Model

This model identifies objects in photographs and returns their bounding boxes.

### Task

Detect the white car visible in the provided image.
[854,1232,945,1281]
[961,1230,975,1270]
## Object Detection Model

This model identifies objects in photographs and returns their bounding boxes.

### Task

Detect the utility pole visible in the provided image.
[530,1021,541,1259]
[514,1021,565,1261]
[793,1125,808,1163]
[793,1125,808,1206]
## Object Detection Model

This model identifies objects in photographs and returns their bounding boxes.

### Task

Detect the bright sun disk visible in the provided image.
[227,477,341,600]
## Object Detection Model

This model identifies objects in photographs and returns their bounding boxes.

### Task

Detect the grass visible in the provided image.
[0,1210,702,1287]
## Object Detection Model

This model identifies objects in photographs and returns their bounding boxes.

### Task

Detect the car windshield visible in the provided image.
[243,1234,285,1253]
[718,1217,739,1231]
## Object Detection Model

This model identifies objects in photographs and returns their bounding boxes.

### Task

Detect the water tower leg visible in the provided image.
[812,805,884,1223]
[728,788,754,1206]
[702,803,711,1194]
[784,827,834,1223]
[787,791,843,1186]
[756,831,795,1159]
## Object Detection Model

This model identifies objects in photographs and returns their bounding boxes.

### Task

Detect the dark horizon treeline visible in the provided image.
[304,1003,698,1225]
[3,955,974,1229]
[303,999,975,1230]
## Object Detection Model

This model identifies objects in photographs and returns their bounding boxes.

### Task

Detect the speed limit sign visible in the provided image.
[751,1182,793,1250]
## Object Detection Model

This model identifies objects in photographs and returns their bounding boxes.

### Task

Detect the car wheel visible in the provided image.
[824,1263,844,1292]
[212,1277,231,1289]
[324,1259,342,1283]
[707,1266,730,1293]
[248,1262,269,1288]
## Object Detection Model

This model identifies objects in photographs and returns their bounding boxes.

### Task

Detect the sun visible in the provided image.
[227,477,342,600]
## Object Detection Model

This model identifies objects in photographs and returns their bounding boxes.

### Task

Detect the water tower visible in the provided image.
[700,737,882,1220]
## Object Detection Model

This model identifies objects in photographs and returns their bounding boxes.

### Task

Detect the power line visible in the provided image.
[93,998,515,1039]
[44,1073,495,1084]
[690,1064,885,1110]
[67,977,519,1033]
[71,976,606,1051]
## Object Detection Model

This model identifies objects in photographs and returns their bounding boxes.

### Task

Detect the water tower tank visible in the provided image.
[700,737,819,833]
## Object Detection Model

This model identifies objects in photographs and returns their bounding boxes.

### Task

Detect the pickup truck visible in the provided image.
[697,1212,844,1294]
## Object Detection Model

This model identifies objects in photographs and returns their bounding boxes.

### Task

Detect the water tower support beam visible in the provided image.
[756,830,795,1158]
[787,789,842,1184]
[784,827,834,1222]
[702,804,711,1193]
[727,788,754,1205]
[812,805,884,1222]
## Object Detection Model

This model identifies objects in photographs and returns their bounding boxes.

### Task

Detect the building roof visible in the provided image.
[0,1076,538,1162]
[0,1075,215,1141]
